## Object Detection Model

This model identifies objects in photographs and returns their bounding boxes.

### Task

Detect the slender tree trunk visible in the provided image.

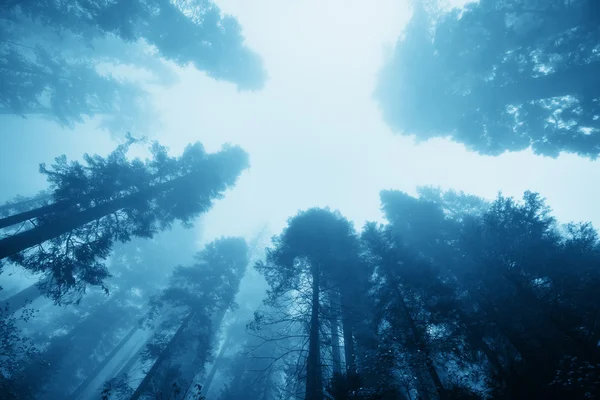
[30,297,127,395]
[330,316,342,375]
[68,325,138,400]
[201,330,233,396]
[453,305,509,379]
[340,291,356,374]
[0,200,72,229]
[305,265,322,400]
[0,282,42,314]
[469,332,508,379]
[395,296,447,400]
[468,289,537,364]
[129,311,195,400]
[381,259,447,400]
[444,265,537,373]
[180,301,235,394]
[231,355,251,392]
[0,174,187,260]
[0,193,51,216]
[328,291,342,375]
[112,336,150,381]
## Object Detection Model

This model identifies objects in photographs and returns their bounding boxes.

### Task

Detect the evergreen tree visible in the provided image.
[0,139,248,303]
[256,208,367,400]
[103,237,248,400]
[0,0,266,131]
[376,0,600,158]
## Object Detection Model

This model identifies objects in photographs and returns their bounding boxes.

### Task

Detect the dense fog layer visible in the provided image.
[1,1,599,399]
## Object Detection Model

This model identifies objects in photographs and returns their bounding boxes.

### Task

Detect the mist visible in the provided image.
[1,0,599,399]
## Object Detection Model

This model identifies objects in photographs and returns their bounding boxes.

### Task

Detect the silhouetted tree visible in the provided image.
[106,237,248,400]
[255,208,368,400]
[0,139,248,303]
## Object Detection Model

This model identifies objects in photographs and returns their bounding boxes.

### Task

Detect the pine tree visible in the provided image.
[0,139,248,303]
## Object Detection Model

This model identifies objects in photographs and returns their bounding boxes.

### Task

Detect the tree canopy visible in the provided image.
[376,0,600,158]
[0,0,266,132]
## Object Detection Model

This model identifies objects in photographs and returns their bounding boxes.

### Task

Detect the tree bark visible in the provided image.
[330,316,342,375]
[111,336,149,381]
[380,259,447,400]
[129,311,195,400]
[0,174,188,260]
[328,291,342,375]
[201,330,233,396]
[340,291,356,374]
[181,299,236,394]
[452,305,509,379]
[469,330,508,379]
[395,295,447,400]
[305,265,322,400]
[0,200,72,229]
[0,192,51,216]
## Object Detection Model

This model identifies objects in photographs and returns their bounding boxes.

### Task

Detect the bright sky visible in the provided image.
[1,0,599,248]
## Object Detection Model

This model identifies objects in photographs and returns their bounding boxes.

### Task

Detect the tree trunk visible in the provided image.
[129,311,195,400]
[305,265,322,400]
[0,200,72,229]
[231,355,251,393]
[340,292,356,374]
[0,192,51,216]
[180,304,232,395]
[381,260,447,400]
[0,282,42,314]
[112,336,150,381]
[68,325,138,400]
[396,296,447,400]
[453,305,509,379]
[469,331,508,379]
[0,174,187,260]
[467,289,537,364]
[201,330,233,396]
[330,316,342,375]
[444,264,537,376]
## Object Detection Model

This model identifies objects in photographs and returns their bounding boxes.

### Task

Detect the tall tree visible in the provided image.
[256,208,364,400]
[376,0,600,158]
[107,237,248,400]
[379,188,600,398]
[0,139,248,303]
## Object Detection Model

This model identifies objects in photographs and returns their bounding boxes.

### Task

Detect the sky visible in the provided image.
[1,0,599,249]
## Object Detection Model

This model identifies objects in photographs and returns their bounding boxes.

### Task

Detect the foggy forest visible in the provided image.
[1,0,599,399]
